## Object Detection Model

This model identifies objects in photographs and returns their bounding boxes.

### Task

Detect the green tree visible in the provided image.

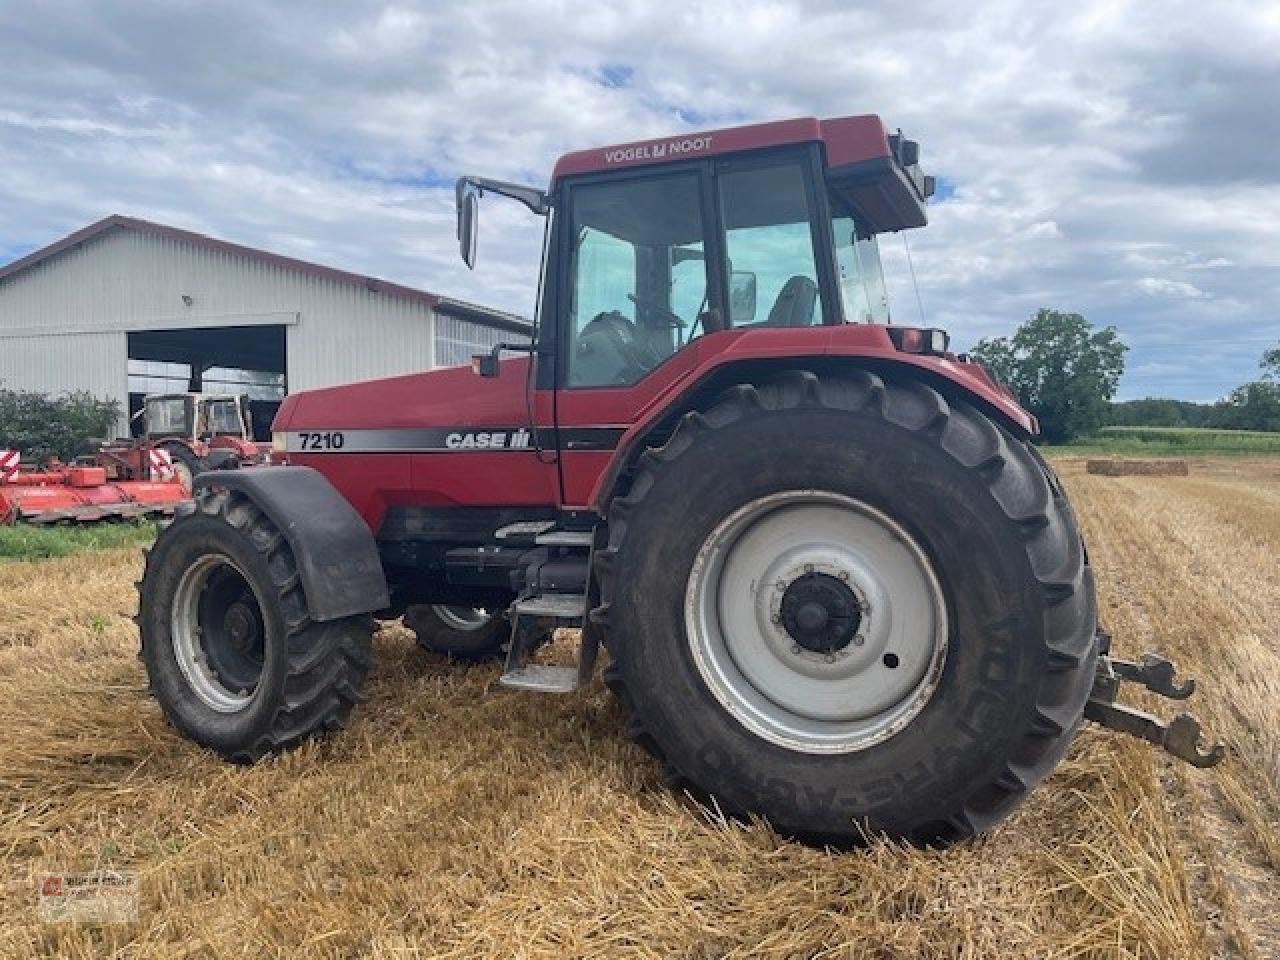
[1206,345,1280,432]
[1109,397,1186,427]
[970,308,1128,444]
[1262,345,1279,381]
[1109,397,1215,428]
[0,387,121,463]
[1210,381,1280,432]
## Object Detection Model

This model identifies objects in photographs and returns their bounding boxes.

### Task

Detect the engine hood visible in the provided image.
[273,358,531,432]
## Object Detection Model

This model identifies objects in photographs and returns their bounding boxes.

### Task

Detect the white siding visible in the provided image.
[0,331,127,412]
[433,314,512,368]
[0,227,438,408]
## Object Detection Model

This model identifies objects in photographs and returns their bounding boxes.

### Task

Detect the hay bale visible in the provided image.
[1086,458,1189,477]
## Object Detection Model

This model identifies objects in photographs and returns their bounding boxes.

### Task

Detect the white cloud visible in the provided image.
[1025,221,1063,240]
[1137,277,1210,299]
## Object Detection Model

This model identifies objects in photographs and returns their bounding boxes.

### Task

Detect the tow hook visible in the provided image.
[1084,634,1225,768]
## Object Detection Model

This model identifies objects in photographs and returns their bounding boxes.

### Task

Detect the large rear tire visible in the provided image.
[137,489,373,762]
[595,370,1097,844]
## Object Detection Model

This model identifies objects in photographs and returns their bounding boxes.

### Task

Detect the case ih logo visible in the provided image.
[445,429,531,450]
[604,135,714,165]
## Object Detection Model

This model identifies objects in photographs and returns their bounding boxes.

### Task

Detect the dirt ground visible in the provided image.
[1,457,1277,959]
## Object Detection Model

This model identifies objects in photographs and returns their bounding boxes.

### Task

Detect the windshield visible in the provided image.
[204,400,243,436]
[145,397,189,435]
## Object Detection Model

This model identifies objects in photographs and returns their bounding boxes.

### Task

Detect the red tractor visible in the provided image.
[108,393,269,492]
[137,115,1220,844]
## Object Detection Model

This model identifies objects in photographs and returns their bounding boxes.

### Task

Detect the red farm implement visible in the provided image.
[0,448,186,525]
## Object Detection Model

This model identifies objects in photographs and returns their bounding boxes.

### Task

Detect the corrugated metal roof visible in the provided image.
[0,214,528,330]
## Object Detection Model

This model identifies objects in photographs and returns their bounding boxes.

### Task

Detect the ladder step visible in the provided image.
[500,664,580,694]
[535,529,595,547]
[513,593,585,619]
[495,520,556,541]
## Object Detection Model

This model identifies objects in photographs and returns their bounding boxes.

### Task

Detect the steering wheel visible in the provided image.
[575,311,664,381]
[627,293,685,328]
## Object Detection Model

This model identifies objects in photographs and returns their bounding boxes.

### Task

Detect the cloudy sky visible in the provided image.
[1,1,1277,400]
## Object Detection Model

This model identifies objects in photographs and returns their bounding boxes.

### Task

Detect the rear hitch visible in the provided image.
[1084,635,1225,769]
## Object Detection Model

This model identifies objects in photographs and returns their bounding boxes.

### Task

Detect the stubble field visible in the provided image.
[1,457,1277,959]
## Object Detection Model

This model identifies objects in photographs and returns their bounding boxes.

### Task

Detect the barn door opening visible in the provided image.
[127,325,287,441]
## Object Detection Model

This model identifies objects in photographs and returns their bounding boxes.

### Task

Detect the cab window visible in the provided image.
[716,159,825,327]
[565,172,711,388]
[205,400,243,436]
[831,209,890,324]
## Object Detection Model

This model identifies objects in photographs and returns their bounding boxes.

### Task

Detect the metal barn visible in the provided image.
[0,215,527,438]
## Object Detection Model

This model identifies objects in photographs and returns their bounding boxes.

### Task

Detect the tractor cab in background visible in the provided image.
[117,392,267,491]
[140,393,254,445]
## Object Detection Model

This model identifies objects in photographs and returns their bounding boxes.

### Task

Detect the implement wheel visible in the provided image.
[595,370,1098,845]
[137,489,372,762]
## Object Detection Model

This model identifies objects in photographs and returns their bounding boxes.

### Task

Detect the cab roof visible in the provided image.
[551,114,893,182]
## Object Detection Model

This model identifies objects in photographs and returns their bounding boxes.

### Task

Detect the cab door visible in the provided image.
[550,148,836,508]
[550,162,724,506]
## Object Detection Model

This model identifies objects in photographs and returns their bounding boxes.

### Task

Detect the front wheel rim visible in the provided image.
[684,490,948,755]
[171,553,266,712]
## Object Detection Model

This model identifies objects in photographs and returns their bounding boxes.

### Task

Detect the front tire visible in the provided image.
[596,371,1097,844]
[137,489,373,762]
[404,604,508,661]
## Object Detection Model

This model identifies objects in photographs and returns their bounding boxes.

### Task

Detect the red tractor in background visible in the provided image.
[106,393,269,492]
[0,392,265,523]
[137,114,1220,845]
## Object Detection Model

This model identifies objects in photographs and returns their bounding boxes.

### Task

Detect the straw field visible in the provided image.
[1,457,1277,958]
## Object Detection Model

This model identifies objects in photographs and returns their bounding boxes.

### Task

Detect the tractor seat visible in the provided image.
[767,275,819,327]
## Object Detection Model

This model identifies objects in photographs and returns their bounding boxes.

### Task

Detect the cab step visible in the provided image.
[494,520,556,542]
[512,593,584,620]
[534,529,595,548]
[501,589,595,693]
[499,663,580,694]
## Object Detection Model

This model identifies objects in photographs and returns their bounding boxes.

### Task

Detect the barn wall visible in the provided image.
[0,228,439,398]
[0,331,128,424]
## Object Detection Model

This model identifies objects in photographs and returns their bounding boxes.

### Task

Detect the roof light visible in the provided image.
[887,327,950,356]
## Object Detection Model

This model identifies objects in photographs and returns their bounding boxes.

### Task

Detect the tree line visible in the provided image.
[970,309,1279,443]
[1110,348,1280,433]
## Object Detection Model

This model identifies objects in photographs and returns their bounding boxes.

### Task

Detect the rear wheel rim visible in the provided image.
[171,553,266,712]
[684,490,948,754]
[430,605,492,632]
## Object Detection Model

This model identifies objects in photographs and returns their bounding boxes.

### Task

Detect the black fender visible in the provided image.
[192,466,390,622]
[202,449,241,471]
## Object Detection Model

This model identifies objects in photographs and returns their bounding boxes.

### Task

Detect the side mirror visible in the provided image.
[456,180,480,269]
[729,270,757,325]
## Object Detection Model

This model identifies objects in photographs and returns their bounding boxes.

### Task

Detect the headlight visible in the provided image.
[272,432,286,454]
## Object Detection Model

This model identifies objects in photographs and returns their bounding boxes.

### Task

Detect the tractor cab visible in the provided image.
[141,393,252,443]
[457,115,935,388]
